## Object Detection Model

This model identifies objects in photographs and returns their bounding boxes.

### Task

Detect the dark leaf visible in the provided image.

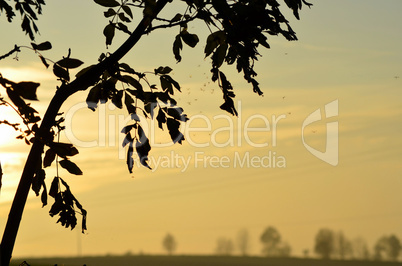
[205,31,225,57]
[118,13,131,22]
[226,46,238,65]
[22,3,37,19]
[144,102,157,118]
[167,107,187,121]
[196,9,216,26]
[131,113,140,122]
[75,64,96,79]
[127,143,134,173]
[31,169,45,196]
[21,15,34,40]
[41,182,47,207]
[167,75,180,91]
[122,131,133,147]
[59,159,83,175]
[180,31,199,48]
[117,22,131,34]
[257,33,270,49]
[220,97,238,116]
[53,64,70,81]
[160,75,173,94]
[104,8,116,17]
[154,91,170,105]
[111,89,123,109]
[39,55,50,68]
[51,142,79,158]
[81,209,88,233]
[173,34,182,62]
[156,108,166,130]
[251,78,263,96]
[124,92,137,115]
[103,23,116,46]
[167,118,185,144]
[119,63,136,74]
[86,83,102,111]
[13,81,40,100]
[56,58,84,69]
[212,43,228,68]
[6,88,39,124]
[43,148,56,168]
[121,75,143,90]
[49,193,63,216]
[32,21,39,33]
[49,176,59,198]
[0,0,15,22]
[136,125,151,169]
[122,5,133,18]
[170,13,182,23]
[31,41,52,51]
[5,87,25,108]
[154,66,173,75]
[94,0,120,7]
[121,124,135,135]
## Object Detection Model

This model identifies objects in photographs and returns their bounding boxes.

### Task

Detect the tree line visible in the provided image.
[161,227,401,261]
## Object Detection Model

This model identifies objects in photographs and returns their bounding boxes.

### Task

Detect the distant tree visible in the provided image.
[333,231,353,260]
[261,226,281,256]
[260,226,291,257]
[374,235,401,261]
[303,249,309,258]
[0,0,312,264]
[314,228,335,259]
[215,237,234,256]
[162,233,177,255]
[277,242,292,257]
[351,237,370,260]
[236,228,250,256]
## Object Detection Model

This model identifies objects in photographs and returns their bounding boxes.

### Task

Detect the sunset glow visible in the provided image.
[0,0,401,260]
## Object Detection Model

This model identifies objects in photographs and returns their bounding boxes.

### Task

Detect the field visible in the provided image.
[10,255,402,266]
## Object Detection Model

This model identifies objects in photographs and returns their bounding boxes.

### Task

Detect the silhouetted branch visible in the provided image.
[145,16,197,34]
[0,45,20,61]
[0,0,171,264]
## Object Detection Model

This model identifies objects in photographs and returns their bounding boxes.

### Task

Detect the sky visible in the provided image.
[0,0,402,259]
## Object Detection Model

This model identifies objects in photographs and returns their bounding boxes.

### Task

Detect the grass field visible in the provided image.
[10,255,402,266]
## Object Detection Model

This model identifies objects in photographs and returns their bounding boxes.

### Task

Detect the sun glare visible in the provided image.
[0,125,19,147]
[0,66,53,82]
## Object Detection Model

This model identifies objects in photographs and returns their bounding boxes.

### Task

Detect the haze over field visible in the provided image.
[0,0,401,258]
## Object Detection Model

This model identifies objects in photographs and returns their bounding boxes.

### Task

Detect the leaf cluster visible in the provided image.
[38,133,86,232]
[48,177,87,232]
[0,73,41,143]
[0,73,86,232]
[0,0,46,40]
[94,0,311,116]
[52,49,84,84]
[95,0,135,47]
[85,58,187,173]
[204,0,311,114]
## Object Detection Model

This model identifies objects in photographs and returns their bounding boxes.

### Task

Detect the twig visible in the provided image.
[0,45,20,61]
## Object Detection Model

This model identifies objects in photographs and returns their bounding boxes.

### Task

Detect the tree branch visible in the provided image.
[0,45,20,61]
[0,0,171,264]
[145,16,198,34]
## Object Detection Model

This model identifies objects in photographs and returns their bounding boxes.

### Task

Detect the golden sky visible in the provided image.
[0,0,402,258]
